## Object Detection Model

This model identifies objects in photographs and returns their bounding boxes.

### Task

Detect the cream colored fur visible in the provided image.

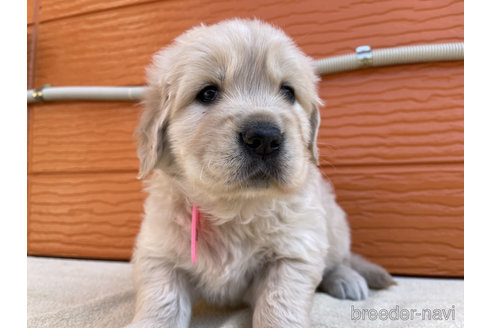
[128,19,393,328]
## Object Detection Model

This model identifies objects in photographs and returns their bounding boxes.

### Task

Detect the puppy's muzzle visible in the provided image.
[234,120,286,186]
[239,121,283,158]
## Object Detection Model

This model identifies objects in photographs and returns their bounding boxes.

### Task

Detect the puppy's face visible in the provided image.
[137,20,321,198]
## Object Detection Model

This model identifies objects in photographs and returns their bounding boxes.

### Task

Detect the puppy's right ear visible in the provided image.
[136,46,180,179]
[136,85,171,179]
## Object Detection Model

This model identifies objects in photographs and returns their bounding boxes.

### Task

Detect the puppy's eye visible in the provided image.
[280,85,295,104]
[196,85,219,105]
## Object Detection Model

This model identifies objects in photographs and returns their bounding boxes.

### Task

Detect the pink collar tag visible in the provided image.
[191,205,200,263]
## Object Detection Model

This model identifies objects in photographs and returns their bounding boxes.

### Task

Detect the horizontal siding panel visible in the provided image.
[34,0,463,87]
[325,164,463,276]
[30,102,140,173]
[318,62,463,166]
[28,173,144,259]
[38,0,152,23]
[28,166,463,276]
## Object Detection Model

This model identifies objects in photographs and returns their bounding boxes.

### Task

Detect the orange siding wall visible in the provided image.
[27,0,464,276]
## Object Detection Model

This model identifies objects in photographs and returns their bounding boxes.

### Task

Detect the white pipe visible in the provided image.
[315,42,464,74]
[27,42,464,103]
[27,86,146,103]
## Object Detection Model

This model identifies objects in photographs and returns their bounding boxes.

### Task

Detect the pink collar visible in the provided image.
[191,205,200,263]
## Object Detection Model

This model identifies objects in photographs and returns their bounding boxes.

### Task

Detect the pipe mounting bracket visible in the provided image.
[356,45,373,68]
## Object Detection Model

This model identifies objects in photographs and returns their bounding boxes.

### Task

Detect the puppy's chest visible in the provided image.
[189,220,277,304]
[197,214,284,265]
[184,204,325,304]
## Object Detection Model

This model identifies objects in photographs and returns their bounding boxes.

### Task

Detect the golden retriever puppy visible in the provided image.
[129,19,394,328]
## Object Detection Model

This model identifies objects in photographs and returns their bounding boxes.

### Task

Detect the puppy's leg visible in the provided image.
[128,256,193,328]
[250,260,322,328]
[319,264,369,301]
[349,253,395,290]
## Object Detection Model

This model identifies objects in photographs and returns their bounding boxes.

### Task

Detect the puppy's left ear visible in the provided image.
[308,104,321,165]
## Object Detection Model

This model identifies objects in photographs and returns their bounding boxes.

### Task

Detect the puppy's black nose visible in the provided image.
[240,122,283,156]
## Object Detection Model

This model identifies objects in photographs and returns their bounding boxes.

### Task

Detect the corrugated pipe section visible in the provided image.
[27,86,145,103]
[27,42,464,103]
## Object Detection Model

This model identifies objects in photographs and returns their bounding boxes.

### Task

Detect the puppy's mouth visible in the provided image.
[235,160,285,188]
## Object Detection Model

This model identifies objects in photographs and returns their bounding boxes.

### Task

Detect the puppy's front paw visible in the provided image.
[320,264,369,301]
